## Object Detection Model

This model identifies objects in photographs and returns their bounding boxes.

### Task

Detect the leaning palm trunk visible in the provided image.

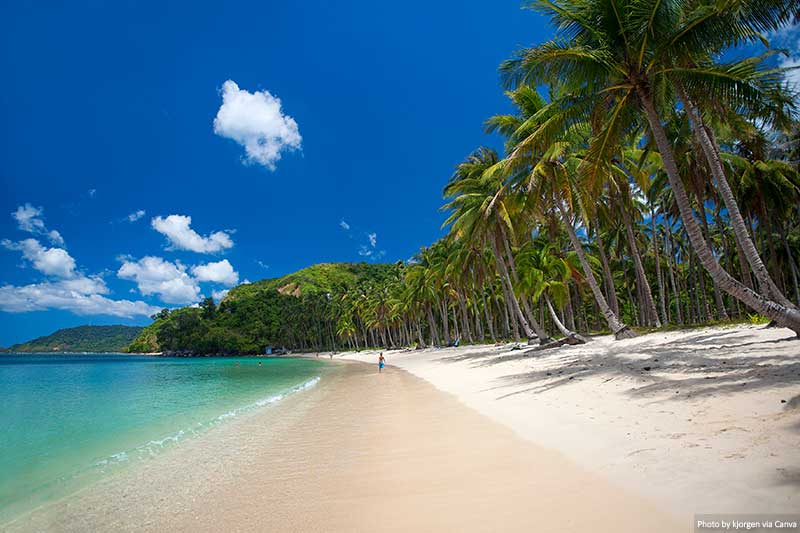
[544,295,587,343]
[594,226,621,316]
[557,202,635,338]
[698,207,729,320]
[676,88,795,310]
[490,235,539,342]
[638,89,800,335]
[415,318,426,348]
[500,230,551,341]
[620,203,660,327]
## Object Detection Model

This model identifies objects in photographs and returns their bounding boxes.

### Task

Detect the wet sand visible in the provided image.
[8,361,682,532]
[342,324,800,520]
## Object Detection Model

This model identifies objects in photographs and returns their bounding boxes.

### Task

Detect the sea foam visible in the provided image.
[93,376,321,469]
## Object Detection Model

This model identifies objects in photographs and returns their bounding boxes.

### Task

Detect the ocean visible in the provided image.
[0,353,324,525]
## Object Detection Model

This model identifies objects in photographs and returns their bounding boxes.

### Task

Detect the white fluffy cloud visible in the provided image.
[213,80,302,170]
[118,256,201,305]
[118,256,242,305]
[2,238,76,278]
[12,204,64,246]
[340,220,350,230]
[127,209,146,222]
[151,215,234,253]
[771,23,800,89]
[191,259,239,287]
[368,232,377,247]
[779,55,800,90]
[0,281,159,317]
[1,207,160,318]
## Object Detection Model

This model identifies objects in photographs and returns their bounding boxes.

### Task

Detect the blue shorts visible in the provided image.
[379,362,385,368]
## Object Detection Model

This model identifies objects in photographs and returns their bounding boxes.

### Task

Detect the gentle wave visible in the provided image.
[92,376,321,469]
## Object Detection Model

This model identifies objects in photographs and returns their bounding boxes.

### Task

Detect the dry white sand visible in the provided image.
[341,324,800,521]
[7,361,681,532]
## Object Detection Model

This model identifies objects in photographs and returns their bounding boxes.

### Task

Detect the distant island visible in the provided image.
[8,325,145,353]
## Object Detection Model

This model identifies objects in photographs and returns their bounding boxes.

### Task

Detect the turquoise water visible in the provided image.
[0,354,324,524]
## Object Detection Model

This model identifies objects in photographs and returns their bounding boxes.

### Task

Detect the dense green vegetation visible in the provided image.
[9,325,144,353]
[130,0,800,355]
[128,263,403,354]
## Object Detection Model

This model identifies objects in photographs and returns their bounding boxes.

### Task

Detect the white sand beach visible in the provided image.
[6,360,682,532]
[341,323,800,521]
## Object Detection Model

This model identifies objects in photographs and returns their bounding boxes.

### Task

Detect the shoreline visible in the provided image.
[6,358,682,532]
[340,323,800,521]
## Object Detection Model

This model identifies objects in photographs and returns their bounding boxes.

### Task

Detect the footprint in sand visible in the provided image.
[716,426,750,434]
[724,453,746,460]
[627,448,657,457]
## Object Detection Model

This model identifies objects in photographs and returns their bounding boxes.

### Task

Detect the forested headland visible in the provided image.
[9,325,144,353]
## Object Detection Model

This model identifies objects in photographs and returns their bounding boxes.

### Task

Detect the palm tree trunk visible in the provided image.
[564,283,577,331]
[545,294,586,343]
[438,295,451,346]
[594,225,621,316]
[780,226,800,306]
[480,288,496,341]
[426,303,439,347]
[491,235,535,342]
[625,269,639,326]
[500,229,550,341]
[638,88,800,334]
[452,305,460,341]
[689,249,708,322]
[458,294,472,342]
[620,202,660,326]
[678,89,794,309]
[489,278,511,339]
[415,318,426,348]
[663,211,683,324]
[557,202,634,338]
[471,288,484,341]
[698,209,729,320]
[651,212,668,324]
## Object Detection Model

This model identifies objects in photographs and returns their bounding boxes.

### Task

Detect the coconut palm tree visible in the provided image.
[442,147,550,343]
[486,87,636,337]
[517,240,588,342]
[501,0,800,334]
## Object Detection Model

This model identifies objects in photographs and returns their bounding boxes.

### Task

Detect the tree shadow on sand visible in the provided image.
[467,329,800,402]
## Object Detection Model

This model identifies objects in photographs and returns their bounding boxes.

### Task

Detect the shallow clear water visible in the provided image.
[0,354,323,524]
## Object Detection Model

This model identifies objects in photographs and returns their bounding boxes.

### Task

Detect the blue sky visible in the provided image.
[0,1,550,345]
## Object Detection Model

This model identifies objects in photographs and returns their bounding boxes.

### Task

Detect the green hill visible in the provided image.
[9,325,145,353]
[128,262,402,355]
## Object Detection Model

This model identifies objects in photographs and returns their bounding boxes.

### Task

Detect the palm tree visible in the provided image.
[502,0,800,334]
[486,87,635,337]
[442,147,550,343]
[517,241,587,342]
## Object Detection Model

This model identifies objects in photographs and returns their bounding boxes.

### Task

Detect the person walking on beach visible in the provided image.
[378,352,386,373]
